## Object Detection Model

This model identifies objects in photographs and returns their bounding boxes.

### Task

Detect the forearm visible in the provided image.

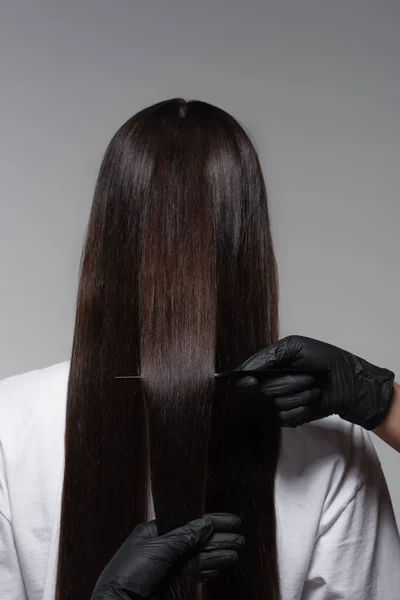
[374,383,400,453]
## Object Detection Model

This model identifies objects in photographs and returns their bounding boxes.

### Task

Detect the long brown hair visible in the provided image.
[56,99,280,600]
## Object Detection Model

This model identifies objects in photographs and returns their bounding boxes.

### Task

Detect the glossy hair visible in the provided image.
[55,98,280,600]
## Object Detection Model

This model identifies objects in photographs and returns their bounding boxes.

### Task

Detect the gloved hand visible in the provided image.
[91,513,244,600]
[236,335,395,430]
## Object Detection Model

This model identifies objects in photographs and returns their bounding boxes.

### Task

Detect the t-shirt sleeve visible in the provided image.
[302,428,400,599]
[0,512,27,599]
[0,421,27,599]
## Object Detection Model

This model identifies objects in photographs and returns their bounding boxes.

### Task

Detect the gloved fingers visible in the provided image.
[235,336,330,373]
[277,404,323,427]
[203,513,241,533]
[198,569,219,581]
[197,549,239,572]
[235,339,287,371]
[259,374,316,397]
[235,373,316,398]
[161,514,242,561]
[273,388,322,411]
[201,532,245,552]
[129,513,240,545]
[162,516,215,554]
[234,375,260,395]
[231,344,278,394]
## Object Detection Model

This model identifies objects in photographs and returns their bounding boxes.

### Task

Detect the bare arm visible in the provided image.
[374,383,400,453]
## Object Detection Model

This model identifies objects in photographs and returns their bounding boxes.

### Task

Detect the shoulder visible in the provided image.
[0,361,70,431]
[0,359,70,463]
[278,415,382,509]
[0,360,70,396]
[278,417,400,597]
[0,363,70,593]
[0,361,70,519]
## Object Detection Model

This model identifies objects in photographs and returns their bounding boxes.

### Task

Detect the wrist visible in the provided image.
[374,382,400,452]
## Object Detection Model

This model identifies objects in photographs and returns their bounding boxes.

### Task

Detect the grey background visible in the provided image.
[1,0,399,522]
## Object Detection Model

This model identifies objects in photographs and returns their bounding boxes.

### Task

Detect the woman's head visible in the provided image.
[57,99,280,600]
[81,98,277,370]
[94,97,272,252]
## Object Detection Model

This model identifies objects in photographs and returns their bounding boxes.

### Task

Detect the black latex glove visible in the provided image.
[91,513,244,600]
[236,335,395,430]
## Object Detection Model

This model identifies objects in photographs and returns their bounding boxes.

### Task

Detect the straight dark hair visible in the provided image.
[55,98,280,600]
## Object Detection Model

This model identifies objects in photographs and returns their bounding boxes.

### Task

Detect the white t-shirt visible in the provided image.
[0,361,399,600]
